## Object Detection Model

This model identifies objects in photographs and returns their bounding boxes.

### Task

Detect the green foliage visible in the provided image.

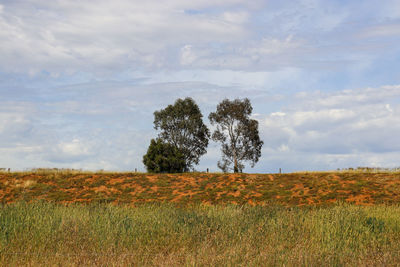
[153,97,210,171]
[209,98,263,173]
[142,139,186,173]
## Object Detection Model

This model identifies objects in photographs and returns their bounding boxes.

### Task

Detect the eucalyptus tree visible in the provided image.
[209,98,263,173]
[153,97,210,171]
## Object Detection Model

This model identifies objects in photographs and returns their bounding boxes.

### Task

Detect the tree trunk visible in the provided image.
[233,154,238,173]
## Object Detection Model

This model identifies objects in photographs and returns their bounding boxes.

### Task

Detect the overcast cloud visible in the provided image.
[1,0,400,172]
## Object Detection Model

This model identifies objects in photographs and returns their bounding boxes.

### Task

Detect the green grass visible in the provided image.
[1,202,400,266]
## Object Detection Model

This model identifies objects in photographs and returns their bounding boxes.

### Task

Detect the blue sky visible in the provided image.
[1,0,400,172]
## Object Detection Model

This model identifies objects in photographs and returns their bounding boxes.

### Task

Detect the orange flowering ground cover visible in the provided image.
[1,171,400,206]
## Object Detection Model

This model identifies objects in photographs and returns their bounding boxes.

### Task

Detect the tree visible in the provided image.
[143,139,186,173]
[209,98,263,173]
[153,97,210,171]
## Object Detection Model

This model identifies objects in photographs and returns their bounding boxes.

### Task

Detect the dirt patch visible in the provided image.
[11,179,37,188]
[331,174,340,180]
[291,184,310,197]
[251,191,262,198]
[150,186,159,192]
[93,185,108,193]
[306,198,316,205]
[84,177,96,183]
[171,190,197,202]
[247,199,256,206]
[130,186,146,195]
[385,180,400,187]
[228,190,241,197]
[107,178,125,185]
[146,175,158,183]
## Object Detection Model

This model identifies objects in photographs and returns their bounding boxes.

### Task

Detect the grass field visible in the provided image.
[1,170,400,266]
[1,201,400,266]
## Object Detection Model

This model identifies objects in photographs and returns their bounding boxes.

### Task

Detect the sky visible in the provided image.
[1,0,400,173]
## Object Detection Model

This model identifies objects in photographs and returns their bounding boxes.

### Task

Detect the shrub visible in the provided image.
[142,139,186,173]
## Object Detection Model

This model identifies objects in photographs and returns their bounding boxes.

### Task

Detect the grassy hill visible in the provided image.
[1,170,400,206]
[2,170,400,266]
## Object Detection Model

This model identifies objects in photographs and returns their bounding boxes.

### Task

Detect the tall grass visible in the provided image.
[1,202,400,266]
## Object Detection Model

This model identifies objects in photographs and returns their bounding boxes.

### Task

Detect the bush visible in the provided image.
[142,139,185,173]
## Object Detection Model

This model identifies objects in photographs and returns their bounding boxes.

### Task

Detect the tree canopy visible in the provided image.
[142,138,186,173]
[153,97,210,171]
[209,98,263,173]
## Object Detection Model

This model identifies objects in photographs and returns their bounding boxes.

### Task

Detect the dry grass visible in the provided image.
[1,202,400,266]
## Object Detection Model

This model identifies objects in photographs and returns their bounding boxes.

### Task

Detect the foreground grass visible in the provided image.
[1,202,400,266]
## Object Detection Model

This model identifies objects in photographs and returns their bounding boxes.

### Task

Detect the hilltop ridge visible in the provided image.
[1,171,400,206]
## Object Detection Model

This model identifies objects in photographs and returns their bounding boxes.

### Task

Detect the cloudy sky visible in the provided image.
[1,0,400,172]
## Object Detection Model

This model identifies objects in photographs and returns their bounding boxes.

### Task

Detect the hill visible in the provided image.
[1,171,400,206]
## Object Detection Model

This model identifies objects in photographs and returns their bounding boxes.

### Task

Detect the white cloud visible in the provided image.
[180,45,197,65]
[359,24,400,38]
[57,139,89,157]
[0,0,398,76]
[221,11,249,24]
[0,0,254,74]
[245,35,300,56]
[295,85,400,108]
[0,102,37,144]
[257,85,400,171]
[174,35,304,70]
[1,0,400,173]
